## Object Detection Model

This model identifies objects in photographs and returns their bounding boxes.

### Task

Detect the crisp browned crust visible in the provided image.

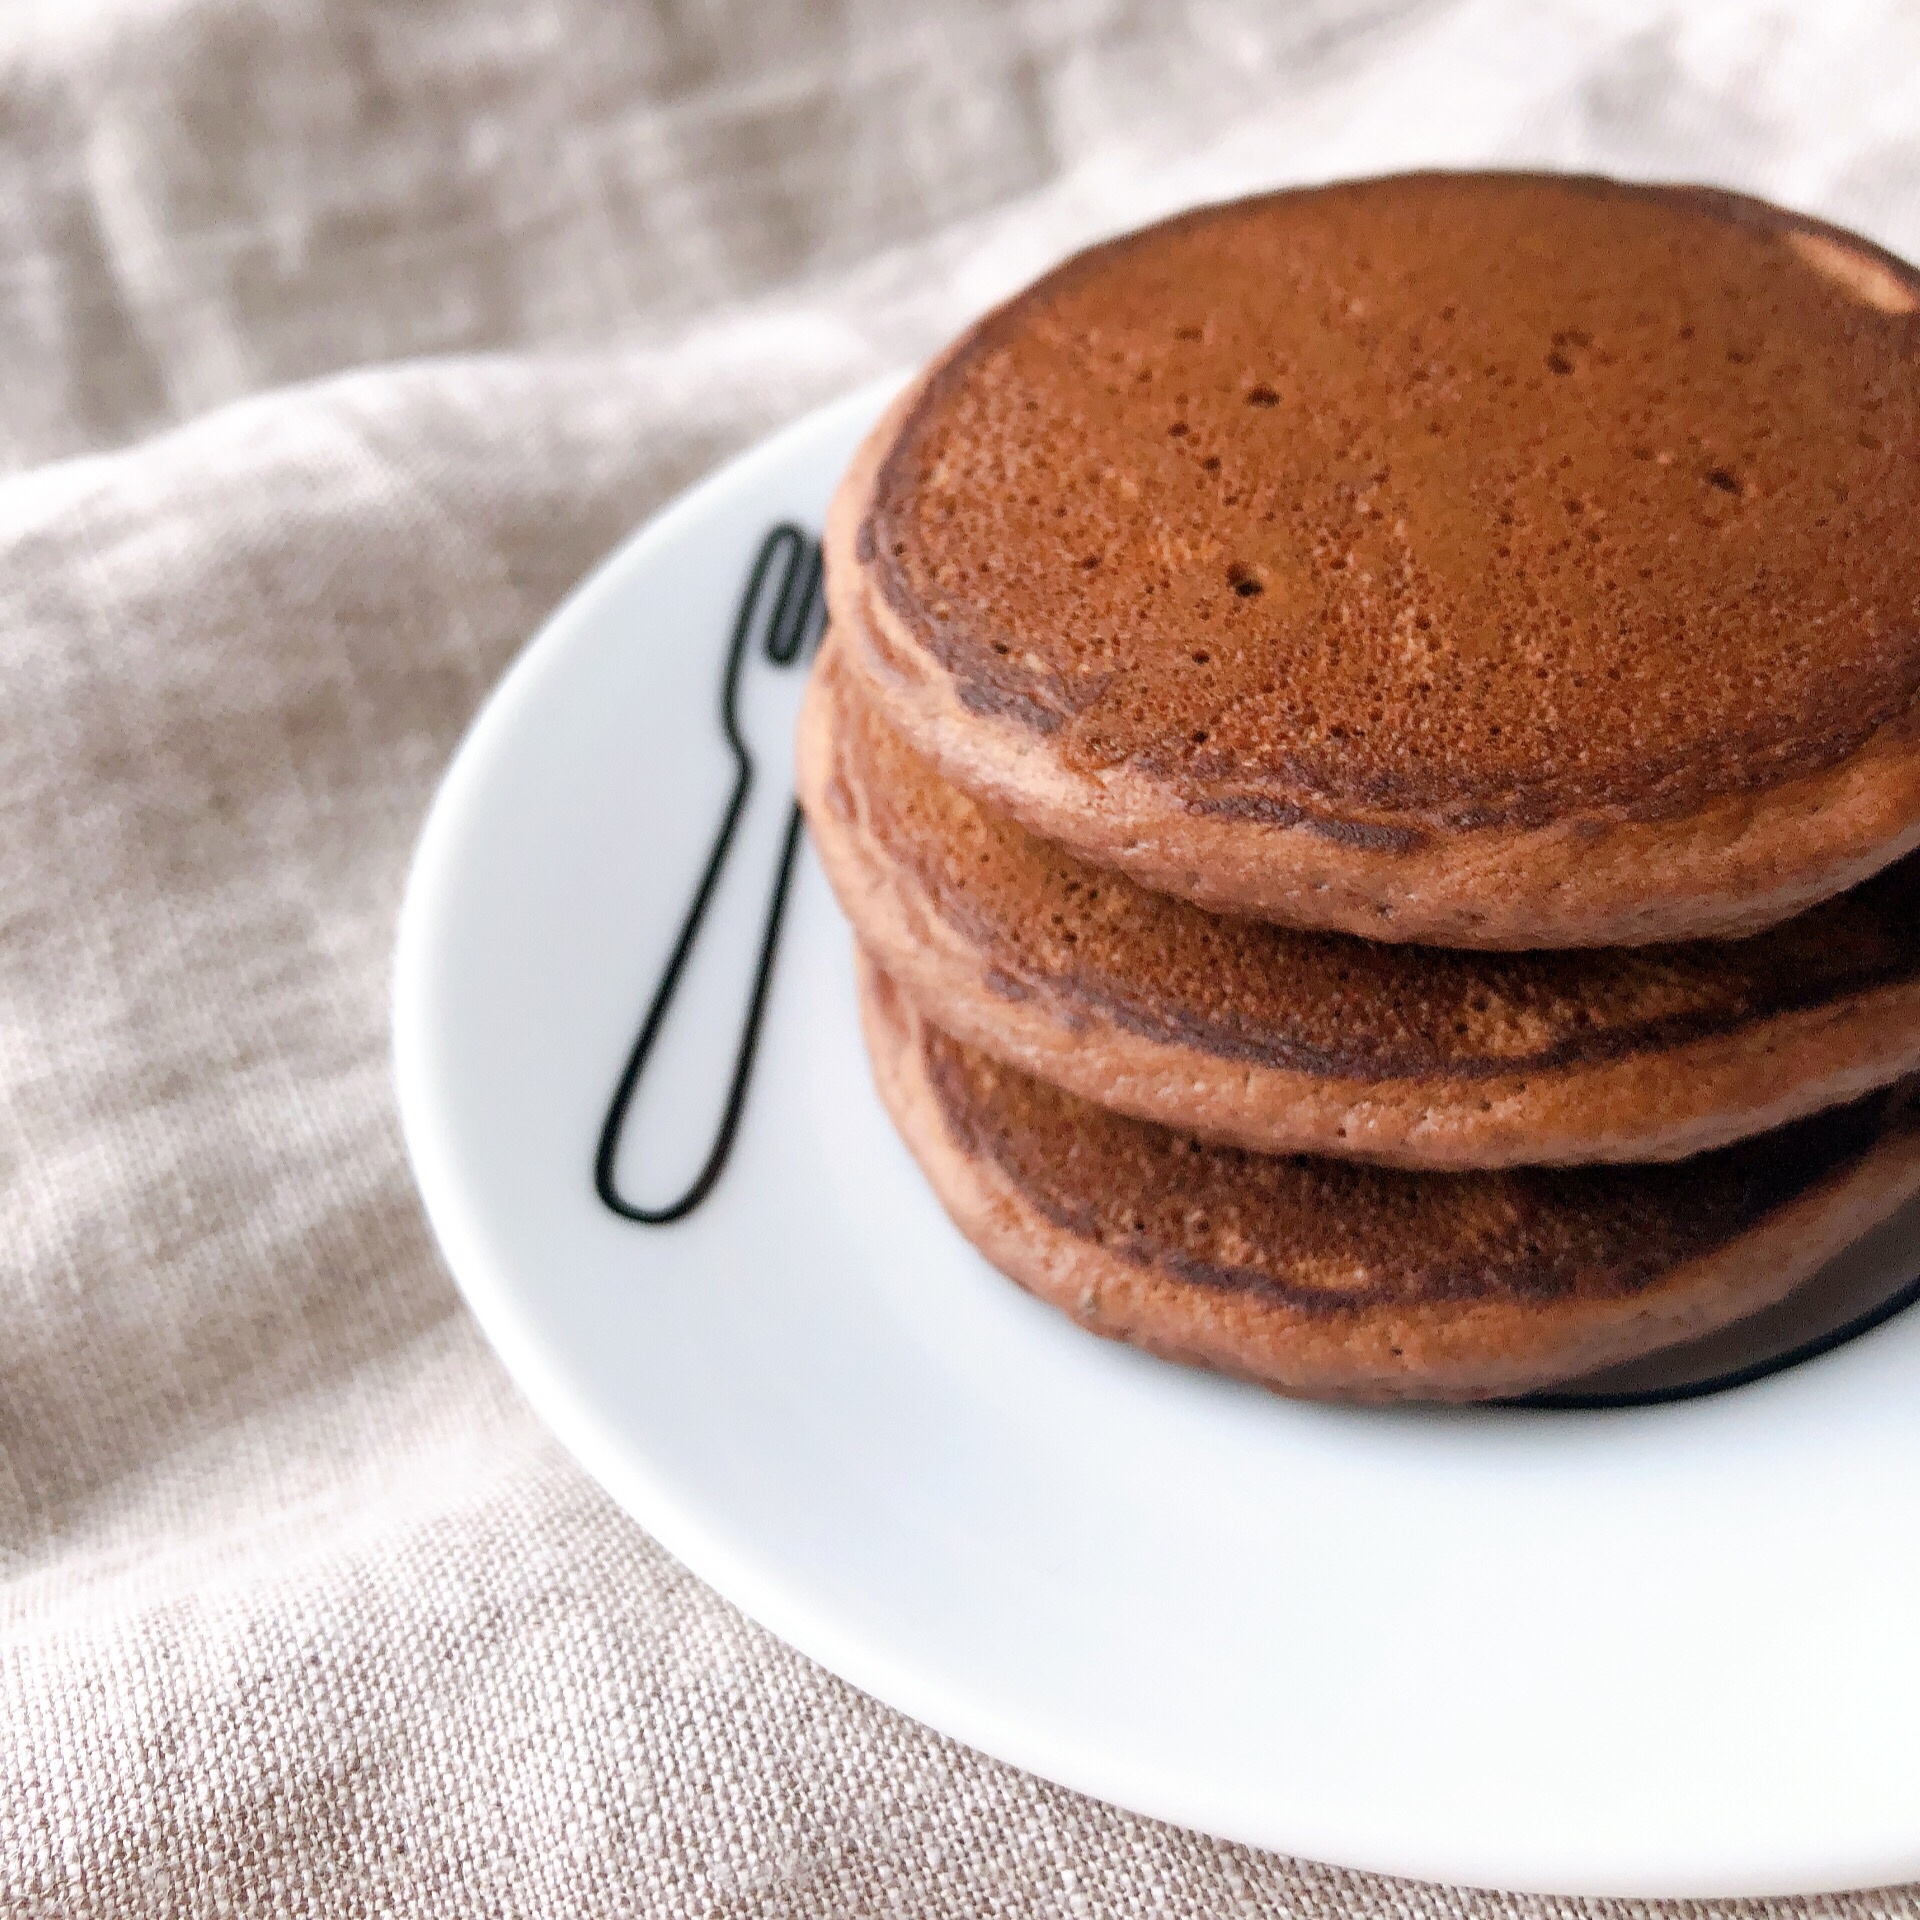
[858,957,1920,1401]
[828,174,1920,948]
[801,634,1920,1167]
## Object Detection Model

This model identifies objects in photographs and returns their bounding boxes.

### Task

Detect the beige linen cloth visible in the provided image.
[6,2,1920,1913]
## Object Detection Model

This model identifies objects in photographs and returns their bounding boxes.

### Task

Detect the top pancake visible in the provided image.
[831,173,1920,946]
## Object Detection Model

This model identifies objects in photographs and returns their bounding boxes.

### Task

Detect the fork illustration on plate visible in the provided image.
[594,524,824,1224]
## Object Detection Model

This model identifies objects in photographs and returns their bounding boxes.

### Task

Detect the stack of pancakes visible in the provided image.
[797,173,1920,1402]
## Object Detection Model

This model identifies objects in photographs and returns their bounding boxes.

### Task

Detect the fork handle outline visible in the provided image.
[594,524,818,1225]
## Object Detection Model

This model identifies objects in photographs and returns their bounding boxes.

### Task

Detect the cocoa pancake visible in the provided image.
[829,173,1920,948]
[857,957,1920,1402]
[800,634,1920,1168]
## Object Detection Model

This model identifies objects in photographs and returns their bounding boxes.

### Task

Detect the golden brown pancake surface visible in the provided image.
[833,173,1920,946]
[801,636,1920,1166]
[858,959,1920,1401]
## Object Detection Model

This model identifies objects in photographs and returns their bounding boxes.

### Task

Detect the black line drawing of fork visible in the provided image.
[594,523,824,1224]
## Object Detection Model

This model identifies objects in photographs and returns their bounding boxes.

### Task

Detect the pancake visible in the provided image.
[829,173,1920,949]
[800,634,1920,1168]
[858,957,1920,1401]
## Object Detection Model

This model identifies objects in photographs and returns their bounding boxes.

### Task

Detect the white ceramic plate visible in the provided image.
[394,377,1920,1899]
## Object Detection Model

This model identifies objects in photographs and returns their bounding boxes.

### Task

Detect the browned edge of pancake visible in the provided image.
[857,954,1920,1401]
[826,180,1920,950]
[801,634,1920,1168]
